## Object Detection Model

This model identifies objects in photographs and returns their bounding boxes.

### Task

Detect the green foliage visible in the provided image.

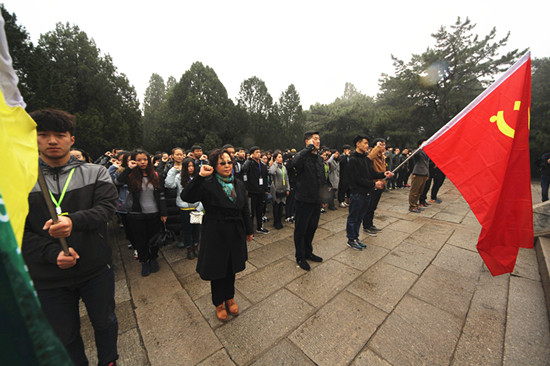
[530,57,550,172]
[3,7,142,158]
[161,62,237,149]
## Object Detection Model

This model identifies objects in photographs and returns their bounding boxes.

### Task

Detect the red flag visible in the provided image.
[422,52,532,276]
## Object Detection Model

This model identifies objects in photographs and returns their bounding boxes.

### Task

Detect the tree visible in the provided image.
[530,57,550,173]
[143,73,166,151]
[278,84,305,147]
[377,17,524,144]
[163,62,237,149]
[237,76,274,144]
[32,23,142,157]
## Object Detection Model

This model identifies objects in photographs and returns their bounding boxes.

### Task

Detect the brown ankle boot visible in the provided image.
[216,303,228,321]
[225,298,239,316]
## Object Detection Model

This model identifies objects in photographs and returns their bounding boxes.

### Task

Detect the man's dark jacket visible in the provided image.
[22,158,118,290]
[347,151,385,195]
[290,144,327,204]
[242,158,268,194]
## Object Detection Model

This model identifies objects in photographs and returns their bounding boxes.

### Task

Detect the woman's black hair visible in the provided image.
[180,157,196,187]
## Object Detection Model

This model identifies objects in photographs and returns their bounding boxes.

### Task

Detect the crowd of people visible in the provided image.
[24,108,449,366]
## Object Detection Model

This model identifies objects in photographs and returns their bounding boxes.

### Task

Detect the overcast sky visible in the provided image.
[3,0,548,109]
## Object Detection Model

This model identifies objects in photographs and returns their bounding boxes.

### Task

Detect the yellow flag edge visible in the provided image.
[0,89,37,247]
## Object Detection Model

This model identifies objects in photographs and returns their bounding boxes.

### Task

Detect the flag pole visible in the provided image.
[390,146,424,174]
[36,167,70,255]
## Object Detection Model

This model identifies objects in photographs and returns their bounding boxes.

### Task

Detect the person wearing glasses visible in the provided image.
[181,148,253,322]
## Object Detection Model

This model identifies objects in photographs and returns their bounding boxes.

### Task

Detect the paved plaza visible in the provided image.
[82,181,550,365]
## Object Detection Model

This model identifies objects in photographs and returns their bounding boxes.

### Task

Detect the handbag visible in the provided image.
[190,210,204,224]
[149,222,176,248]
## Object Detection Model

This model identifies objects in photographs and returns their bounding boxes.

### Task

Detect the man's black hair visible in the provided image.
[372,138,386,146]
[236,146,245,152]
[304,130,319,141]
[249,146,261,155]
[353,134,369,147]
[222,144,234,150]
[342,144,352,151]
[31,108,75,135]
[417,139,426,147]
[191,145,202,151]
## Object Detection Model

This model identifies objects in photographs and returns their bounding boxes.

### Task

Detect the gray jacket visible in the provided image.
[412,150,430,176]
[327,154,340,188]
[165,167,204,211]
[268,163,289,204]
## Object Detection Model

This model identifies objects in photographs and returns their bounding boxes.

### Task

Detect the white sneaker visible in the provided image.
[339,202,347,208]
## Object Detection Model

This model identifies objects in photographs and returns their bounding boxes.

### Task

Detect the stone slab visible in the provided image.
[177,271,211,300]
[348,262,417,313]
[405,222,454,251]
[237,258,303,303]
[381,241,437,275]
[360,229,410,251]
[533,200,550,236]
[290,291,386,366]
[384,219,424,234]
[86,328,149,366]
[215,289,314,365]
[350,349,392,366]
[247,238,294,268]
[409,265,476,319]
[332,242,389,271]
[286,259,361,308]
[135,290,221,365]
[195,289,252,329]
[512,247,540,281]
[446,228,480,252]
[310,231,349,261]
[504,276,550,365]
[451,270,508,366]
[369,295,462,365]
[196,349,236,366]
[432,244,483,280]
[160,244,189,263]
[250,339,315,366]
[536,236,550,321]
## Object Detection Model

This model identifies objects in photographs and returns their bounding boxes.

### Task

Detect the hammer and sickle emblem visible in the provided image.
[489,101,522,139]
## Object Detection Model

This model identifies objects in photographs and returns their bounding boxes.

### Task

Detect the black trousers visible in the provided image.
[211,264,236,306]
[293,200,321,260]
[249,193,265,230]
[363,188,383,229]
[337,181,349,203]
[37,267,118,366]
[273,201,284,228]
[126,213,161,262]
[431,171,446,200]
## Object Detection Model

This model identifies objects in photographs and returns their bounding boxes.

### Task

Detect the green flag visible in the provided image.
[0,191,72,365]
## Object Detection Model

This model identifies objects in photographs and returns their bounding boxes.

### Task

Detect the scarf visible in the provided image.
[216,173,236,202]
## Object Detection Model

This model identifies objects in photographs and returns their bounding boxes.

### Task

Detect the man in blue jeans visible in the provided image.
[23,109,119,366]
[346,135,392,250]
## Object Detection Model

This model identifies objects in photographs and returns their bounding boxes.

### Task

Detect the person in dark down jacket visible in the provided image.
[345,135,392,250]
[181,148,253,322]
[290,130,328,271]
[23,109,119,366]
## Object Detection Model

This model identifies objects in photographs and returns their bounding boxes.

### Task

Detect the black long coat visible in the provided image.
[181,174,253,280]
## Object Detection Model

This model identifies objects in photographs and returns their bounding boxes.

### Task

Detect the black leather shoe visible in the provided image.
[297,259,311,271]
[306,254,323,262]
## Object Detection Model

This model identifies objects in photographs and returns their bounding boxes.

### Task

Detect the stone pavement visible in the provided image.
[82,180,550,365]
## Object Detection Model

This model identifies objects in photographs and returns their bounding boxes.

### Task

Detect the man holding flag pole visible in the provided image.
[392,51,533,276]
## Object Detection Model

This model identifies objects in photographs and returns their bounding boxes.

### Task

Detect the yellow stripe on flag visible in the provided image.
[0,90,37,246]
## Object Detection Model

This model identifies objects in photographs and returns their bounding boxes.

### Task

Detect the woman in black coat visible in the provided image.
[181,148,253,321]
